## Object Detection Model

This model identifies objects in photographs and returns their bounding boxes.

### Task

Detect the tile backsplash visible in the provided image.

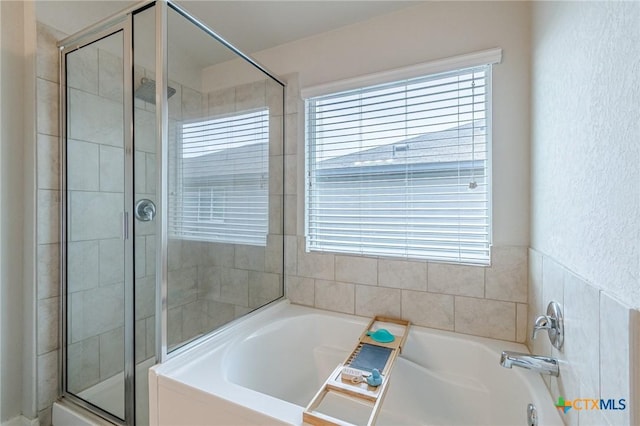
[287,238,529,342]
[528,248,639,426]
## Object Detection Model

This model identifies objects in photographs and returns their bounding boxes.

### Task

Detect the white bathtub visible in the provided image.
[149,301,563,425]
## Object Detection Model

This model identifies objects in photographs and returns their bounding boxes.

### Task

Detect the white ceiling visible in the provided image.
[36,0,416,56]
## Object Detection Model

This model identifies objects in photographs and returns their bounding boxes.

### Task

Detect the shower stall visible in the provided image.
[58,1,285,424]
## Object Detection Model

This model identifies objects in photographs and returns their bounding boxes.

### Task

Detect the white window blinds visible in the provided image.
[305,66,491,264]
[170,109,269,246]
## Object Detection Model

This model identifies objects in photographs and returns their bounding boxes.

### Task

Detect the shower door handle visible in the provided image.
[135,199,156,222]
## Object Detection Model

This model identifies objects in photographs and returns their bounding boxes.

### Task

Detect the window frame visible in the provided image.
[303,51,500,265]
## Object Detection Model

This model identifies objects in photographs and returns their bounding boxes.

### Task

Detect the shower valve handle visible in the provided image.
[135,199,156,222]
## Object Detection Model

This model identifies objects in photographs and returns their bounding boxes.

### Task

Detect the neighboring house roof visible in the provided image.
[181,120,485,182]
[182,142,268,182]
[318,121,486,171]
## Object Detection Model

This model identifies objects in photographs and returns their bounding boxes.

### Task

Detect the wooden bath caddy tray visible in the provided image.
[302,316,411,426]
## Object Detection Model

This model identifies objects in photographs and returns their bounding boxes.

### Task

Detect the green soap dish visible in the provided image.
[366,328,395,343]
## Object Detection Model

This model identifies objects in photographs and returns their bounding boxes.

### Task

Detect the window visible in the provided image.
[170,109,269,246]
[305,65,492,264]
[186,187,223,223]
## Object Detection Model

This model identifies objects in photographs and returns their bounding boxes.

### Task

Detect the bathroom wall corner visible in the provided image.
[0,1,41,423]
[22,2,39,422]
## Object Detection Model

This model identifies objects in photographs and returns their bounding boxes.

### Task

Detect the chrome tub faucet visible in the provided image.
[499,301,564,377]
[531,301,564,350]
[499,351,559,376]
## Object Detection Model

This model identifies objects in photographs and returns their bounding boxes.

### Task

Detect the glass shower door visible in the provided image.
[61,2,284,424]
[64,27,132,423]
[163,4,285,355]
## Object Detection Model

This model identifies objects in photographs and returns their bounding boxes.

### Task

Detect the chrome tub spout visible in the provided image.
[499,351,559,377]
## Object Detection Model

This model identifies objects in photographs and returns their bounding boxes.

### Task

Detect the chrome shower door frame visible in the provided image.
[154,0,169,366]
[59,15,135,426]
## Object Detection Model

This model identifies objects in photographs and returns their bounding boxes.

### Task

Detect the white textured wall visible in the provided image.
[204,1,532,247]
[0,0,26,422]
[531,1,640,309]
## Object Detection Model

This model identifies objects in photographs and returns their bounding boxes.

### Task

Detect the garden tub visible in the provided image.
[149,300,563,425]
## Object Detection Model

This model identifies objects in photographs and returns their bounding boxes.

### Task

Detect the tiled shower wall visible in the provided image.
[283,74,529,344]
[528,248,639,426]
